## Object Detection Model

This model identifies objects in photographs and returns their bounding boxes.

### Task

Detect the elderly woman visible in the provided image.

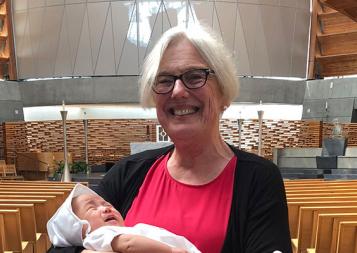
[48,25,292,253]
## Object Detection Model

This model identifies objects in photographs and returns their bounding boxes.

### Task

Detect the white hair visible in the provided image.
[140,24,239,107]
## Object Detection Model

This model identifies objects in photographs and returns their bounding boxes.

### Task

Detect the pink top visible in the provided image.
[125,153,236,253]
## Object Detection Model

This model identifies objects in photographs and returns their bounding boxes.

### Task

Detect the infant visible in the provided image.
[47,183,201,253]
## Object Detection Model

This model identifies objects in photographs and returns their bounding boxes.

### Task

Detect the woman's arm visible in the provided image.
[244,162,292,253]
[112,234,188,253]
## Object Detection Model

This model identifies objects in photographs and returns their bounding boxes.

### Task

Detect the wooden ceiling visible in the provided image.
[309,0,357,78]
[0,0,16,80]
[322,0,357,22]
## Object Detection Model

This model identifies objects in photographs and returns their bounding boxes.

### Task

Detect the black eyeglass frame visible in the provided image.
[152,68,215,94]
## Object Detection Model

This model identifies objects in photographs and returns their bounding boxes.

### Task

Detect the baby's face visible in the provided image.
[72,194,124,232]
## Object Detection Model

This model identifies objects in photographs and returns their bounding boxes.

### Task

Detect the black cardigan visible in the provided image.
[48,145,292,253]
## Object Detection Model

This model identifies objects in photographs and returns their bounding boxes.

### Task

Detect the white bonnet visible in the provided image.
[47,183,99,247]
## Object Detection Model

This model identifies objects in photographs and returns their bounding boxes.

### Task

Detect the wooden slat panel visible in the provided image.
[318,31,357,55]
[322,0,357,22]
[315,53,357,77]
[319,12,357,34]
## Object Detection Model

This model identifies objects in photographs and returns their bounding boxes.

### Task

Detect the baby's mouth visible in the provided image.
[104,216,116,222]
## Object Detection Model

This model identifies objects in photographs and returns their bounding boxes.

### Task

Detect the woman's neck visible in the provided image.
[167,136,234,185]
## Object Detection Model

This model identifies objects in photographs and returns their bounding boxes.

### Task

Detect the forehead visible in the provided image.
[73,194,100,205]
[159,37,208,72]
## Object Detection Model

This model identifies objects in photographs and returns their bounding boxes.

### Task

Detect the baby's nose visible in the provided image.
[101,205,111,213]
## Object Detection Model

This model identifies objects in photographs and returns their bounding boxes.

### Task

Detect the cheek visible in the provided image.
[204,88,223,116]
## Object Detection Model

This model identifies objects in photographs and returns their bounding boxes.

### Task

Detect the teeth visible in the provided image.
[174,108,195,116]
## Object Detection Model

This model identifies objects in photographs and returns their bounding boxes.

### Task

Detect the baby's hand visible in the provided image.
[171,248,188,253]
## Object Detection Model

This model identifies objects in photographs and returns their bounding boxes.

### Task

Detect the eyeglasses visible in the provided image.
[153,68,215,94]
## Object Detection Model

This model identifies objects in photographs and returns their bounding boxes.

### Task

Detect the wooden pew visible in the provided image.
[0,180,86,186]
[0,195,58,216]
[286,185,357,193]
[0,188,71,198]
[0,204,47,253]
[0,209,32,253]
[0,192,65,208]
[285,181,357,188]
[307,213,357,253]
[287,191,357,198]
[287,196,357,235]
[286,188,357,195]
[293,206,357,253]
[335,221,357,253]
[0,214,6,252]
[0,199,49,234]
[284,179,325,184]
[0,184,75,189]
[288,200,357,238]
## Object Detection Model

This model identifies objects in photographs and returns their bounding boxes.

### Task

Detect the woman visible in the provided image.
[49,25,292,253]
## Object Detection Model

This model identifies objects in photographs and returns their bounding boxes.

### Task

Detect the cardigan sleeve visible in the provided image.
[244,160,292,253]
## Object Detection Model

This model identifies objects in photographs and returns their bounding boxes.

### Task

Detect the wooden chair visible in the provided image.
[0,209,32,253]
[0,163,24,180]
[335,221,357,253]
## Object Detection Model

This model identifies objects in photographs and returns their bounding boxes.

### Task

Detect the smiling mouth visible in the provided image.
[170,107,199,116]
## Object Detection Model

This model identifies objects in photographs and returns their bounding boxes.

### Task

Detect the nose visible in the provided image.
[171,79,189,98]
[100,205,111,213]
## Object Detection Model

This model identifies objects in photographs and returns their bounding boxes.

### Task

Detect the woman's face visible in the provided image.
[153,38,224,142]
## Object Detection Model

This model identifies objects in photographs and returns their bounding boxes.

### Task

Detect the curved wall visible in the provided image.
[0,82,24,122]
[18,76,306,107]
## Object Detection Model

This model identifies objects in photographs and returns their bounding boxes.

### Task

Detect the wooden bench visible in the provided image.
[307,213,357,253]
[0,195,59,217]
[0,180,86,186]
[0,214,6,252]
[0,204,47,253]
[285,181,357,189]
[0,182,83,252]
[0,209,32,253]
[0,188,71,198]
[293,206,357,253]
[287,191,357,198]
[0,199,49,234]
[288,200,357,238]
[335,221,357,253]
[0,191,65,207]
[286,188,357,195]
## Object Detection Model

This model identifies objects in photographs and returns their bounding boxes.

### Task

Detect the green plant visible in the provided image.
[54,160,88,175]
[71,161,88,174]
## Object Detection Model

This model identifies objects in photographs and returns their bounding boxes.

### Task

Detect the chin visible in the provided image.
[168,126,201,141]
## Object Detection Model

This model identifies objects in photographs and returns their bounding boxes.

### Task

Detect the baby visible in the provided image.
[47,184,201,253]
